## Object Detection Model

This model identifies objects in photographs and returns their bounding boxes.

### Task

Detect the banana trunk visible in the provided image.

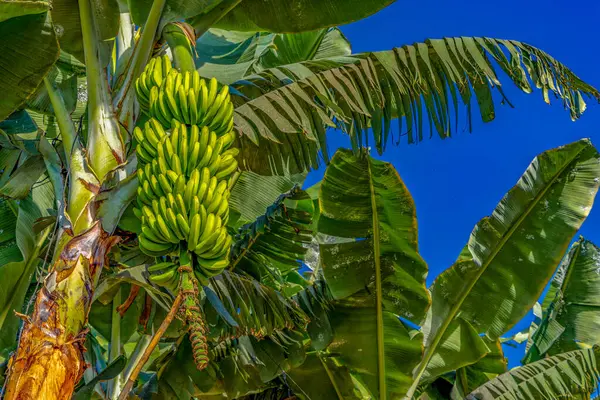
[4,224,119,399]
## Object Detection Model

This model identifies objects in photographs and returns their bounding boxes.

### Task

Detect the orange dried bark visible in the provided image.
[5,223,119,400]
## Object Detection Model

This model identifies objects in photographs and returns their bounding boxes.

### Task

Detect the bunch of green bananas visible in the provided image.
[135,55,234,137]
[135,55,172,110]
[133,58,239,282]
[134,121,238,273]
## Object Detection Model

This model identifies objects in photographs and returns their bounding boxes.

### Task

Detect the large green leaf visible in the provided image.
[419,317,490,383]
[317,149,430,399]
[319,149,430,321]
[88,283,145,345]
[293,278,333,351]
[408,139,600,397]
[128,0,221,27]
[73,355,127,400]
[209,0,394,33]
[230,37,599,175]
[0,0,49,23]
[0,121,45,271]
[0,12,59,122]
[288,352,369,400]
[451,339,507,399]
[467,347,600,400]
[49,0,120,63]
[150,271,311,398]
[196,27,351,84]
[330,306,425,400]
[0,155,47,199]
[524,238,600,364]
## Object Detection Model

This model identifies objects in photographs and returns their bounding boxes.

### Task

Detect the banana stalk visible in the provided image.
[162,22,197,74]
[178,251,209,369]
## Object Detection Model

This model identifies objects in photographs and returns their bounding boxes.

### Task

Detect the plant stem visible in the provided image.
[189,0,244,38]
[122,334,152,382]
[4,224,119,400]
[118,293,183,399]
[79,0,125,182]
[318,353,344,400]
[107,289,122,399]
[113,9,135,87]
[43,77,77,165]
[163,23,196,73]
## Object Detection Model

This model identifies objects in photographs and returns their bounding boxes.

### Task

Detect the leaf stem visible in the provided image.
[122,334,152,382]
[318,352,344,400]
[43,77,77,165]
[113,9,135,87]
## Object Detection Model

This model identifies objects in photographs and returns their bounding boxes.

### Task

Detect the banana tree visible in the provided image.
[0,0,598,398]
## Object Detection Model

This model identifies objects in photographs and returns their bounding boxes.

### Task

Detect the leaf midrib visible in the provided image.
[407,145,586,398]
[367,157,386,400]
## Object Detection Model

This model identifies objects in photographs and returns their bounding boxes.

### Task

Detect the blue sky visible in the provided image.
[304,0,600,369]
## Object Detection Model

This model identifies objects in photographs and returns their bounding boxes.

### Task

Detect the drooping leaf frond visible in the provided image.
[231,37,600,174]
[195,27,352,85]
[204,271,310,342]
[228,171,307,227]
[467,347,600,400]
[230,185,314,292]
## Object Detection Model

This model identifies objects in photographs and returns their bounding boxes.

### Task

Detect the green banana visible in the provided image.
[148,261,176,272]
[197,145,213,169]
[188,88,198,125]
[136,144,153,165]
[176,213,190,237]
[178,85,190,125]
[215,158,238,180]
[149,268,177,285]
[175,193,187,216]
[139,234,174,256]
[167,208,186,240]
[188,213,201,251]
